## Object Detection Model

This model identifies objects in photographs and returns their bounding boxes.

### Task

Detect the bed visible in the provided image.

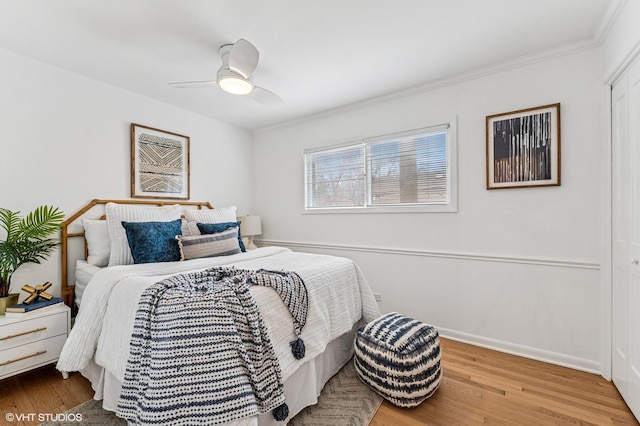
[56,199,380,425]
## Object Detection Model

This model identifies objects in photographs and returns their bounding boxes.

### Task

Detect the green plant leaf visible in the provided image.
[0,205,64,297]
[0,208,21,243]
[19,205,64,240]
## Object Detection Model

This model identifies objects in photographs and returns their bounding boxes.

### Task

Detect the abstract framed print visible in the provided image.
[486,103,560,189]
[131,123,190,199]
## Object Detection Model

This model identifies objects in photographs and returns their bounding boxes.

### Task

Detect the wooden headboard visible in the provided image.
[60,198,214,307]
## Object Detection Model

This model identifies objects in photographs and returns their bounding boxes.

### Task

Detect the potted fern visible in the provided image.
[0,205,64,314]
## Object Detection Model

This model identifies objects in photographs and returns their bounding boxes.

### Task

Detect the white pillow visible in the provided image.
[183,206,237,235]
[181,219,193,237]
[82,219,110,267]
[105,202,183,266]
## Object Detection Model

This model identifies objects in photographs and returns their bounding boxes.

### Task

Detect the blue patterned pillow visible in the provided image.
[122,219,182,264]
[197,221,246,252]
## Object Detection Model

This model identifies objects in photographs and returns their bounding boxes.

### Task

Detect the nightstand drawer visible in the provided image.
[0,334,66,379]
[0,309,68,351]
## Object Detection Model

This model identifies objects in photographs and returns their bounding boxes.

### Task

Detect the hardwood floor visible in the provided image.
[372,339,639,426]
[0,338,637,425]
[0,366,92,426]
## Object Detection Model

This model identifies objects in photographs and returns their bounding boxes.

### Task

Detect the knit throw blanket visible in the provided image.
[116,267,308,425]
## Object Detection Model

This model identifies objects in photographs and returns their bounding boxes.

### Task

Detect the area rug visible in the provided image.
[41,359,382,425]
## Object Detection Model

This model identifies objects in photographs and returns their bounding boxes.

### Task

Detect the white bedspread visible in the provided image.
[57,247,380,388]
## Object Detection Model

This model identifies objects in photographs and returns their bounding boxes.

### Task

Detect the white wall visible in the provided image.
[0,47,254,298]
[254,48,605,373]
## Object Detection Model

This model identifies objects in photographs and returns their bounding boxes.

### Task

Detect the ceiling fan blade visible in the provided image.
[168,80,217,88]
[229,39,259,79]
[250,86,283,106]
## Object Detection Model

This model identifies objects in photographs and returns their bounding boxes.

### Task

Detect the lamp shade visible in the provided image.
[238,215,262,236]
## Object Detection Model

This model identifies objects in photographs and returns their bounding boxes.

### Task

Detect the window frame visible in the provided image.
[303,118,458,214]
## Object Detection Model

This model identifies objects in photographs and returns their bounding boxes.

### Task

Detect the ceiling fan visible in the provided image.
[169,38,283,105]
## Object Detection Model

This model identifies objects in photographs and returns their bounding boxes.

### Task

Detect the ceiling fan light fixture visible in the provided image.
[217,69,254,95]
[172,39,280,104]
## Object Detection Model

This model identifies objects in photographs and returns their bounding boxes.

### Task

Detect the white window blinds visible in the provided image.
[367,128,448,206]
[305,122,453,211]
[305,144,364,208]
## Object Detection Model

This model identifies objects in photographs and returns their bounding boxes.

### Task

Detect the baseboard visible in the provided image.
[438,327,601,375]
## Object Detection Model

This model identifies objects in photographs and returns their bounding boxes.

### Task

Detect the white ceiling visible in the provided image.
[0,0,617,132]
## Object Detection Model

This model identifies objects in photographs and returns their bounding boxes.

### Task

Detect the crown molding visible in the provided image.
[255,38,598,135]
[592,0,627,47]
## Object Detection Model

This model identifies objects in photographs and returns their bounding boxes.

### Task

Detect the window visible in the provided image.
[304,120,457,213]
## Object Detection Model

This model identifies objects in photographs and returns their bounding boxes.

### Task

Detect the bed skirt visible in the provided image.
[81,322,359,426]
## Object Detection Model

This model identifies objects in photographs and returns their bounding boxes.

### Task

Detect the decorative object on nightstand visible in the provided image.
[238,215,262,250]
[0,293,18,317]
[21,281,54,304]
[0,205,64,315]
[5,296,64,315]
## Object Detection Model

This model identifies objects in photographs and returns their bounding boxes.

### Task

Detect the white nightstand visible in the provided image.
[0,305,71,380]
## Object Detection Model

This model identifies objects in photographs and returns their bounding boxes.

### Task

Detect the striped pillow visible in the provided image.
[176,227,241,260]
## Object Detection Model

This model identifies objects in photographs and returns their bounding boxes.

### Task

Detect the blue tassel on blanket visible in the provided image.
[273,402,289,421]
[290,337,305,359]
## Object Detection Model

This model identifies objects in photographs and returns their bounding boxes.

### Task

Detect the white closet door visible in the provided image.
[612,57,640,420]
[626,57,640,418]
[612,71,629,399]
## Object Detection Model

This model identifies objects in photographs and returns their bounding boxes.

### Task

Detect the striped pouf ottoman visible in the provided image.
[354,312,442,408]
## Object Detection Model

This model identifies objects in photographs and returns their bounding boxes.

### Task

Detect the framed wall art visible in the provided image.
[486,103,560,189]
[131,123,190,199]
